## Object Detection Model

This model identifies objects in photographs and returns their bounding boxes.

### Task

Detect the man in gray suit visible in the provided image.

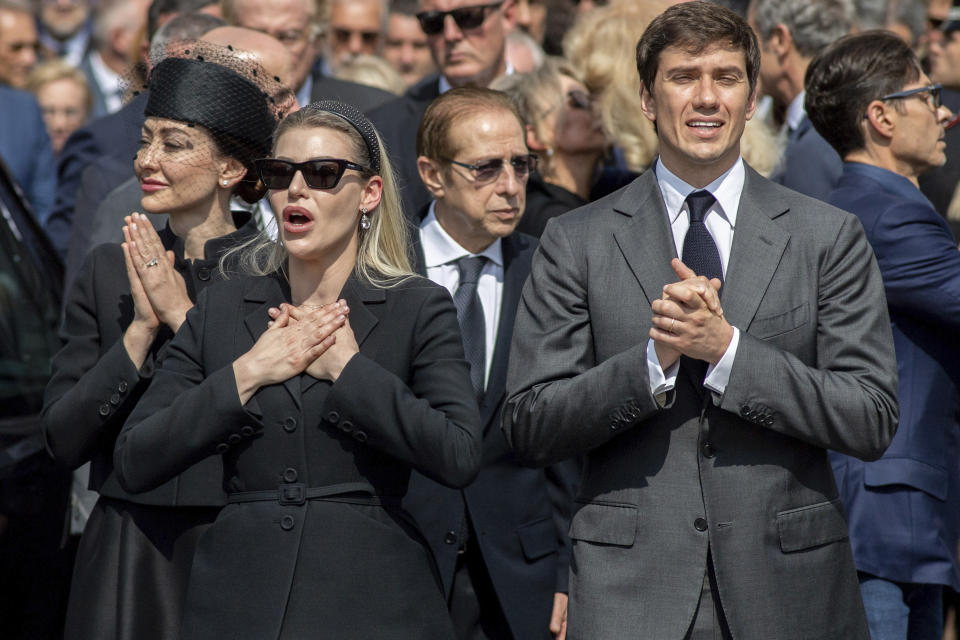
[502,2,899,639]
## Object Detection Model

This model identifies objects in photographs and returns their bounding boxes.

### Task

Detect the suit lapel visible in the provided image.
[722,167,791,331]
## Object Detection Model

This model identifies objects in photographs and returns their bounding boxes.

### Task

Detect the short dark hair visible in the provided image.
[417,87,525,161]
[636,1,760,97]
[804,30,920,158]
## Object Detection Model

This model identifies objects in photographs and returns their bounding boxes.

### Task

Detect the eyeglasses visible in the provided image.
[876,83,943,111]
[416,2,503,36]
[254,158,371,190]
[443,154,538,182]
[566,89,592,111]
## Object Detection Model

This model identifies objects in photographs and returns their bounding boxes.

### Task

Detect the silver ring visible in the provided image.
[670,318,676,332]
[145,257,159,268]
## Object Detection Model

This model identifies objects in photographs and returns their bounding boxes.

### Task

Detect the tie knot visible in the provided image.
[685,190,716,224]
[456,255,487,285]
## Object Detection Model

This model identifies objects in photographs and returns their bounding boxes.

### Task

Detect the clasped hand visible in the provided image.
[649,258,733,370]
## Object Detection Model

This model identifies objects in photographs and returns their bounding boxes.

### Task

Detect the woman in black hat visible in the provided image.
[42,42,292,640]
[114,101,482,639]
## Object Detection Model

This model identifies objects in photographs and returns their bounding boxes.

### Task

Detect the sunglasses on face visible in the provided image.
[566,89,592,111]
[443,154,538,183]
[254,158,371,190]
[416,1,503,36]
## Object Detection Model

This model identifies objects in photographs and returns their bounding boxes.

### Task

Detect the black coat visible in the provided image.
[405,224,579,639]
[114,271,483,639]
[518,172,587,238]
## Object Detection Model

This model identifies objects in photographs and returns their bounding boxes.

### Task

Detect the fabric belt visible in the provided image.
[226,482,400,507]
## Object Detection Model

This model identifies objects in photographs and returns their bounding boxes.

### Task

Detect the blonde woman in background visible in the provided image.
[27,59,92,155]
[564,0,782,177]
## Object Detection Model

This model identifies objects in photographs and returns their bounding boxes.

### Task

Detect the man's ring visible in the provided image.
[670,318,676,332]
[145,257,159,268]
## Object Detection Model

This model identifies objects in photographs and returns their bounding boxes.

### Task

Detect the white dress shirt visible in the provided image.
[420,204,503,386]
[785,90,807,133]
[646,157,744,403]
[88,51,124,113]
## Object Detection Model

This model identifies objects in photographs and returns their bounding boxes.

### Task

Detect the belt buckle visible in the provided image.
[279,483,306,506]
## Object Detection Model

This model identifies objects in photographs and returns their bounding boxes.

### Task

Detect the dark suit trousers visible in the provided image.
[449,522,513,640]
[685,551,733,640]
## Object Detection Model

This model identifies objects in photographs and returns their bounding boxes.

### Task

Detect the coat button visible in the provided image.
[764,416,774,426]
[197,267,211,281]
[240,425,255,437]
[283,417,297,433]
[339,420,354,433]
[227,433,242,444]
[110,393,121,405]
[694,518,708,532]
[701,442,715,458]
[353,430,367,443]
[444,531,458,545]
[215,443,229,454]
[280,515,295,531]
[98,403,110,416]
[118,381,128,393]
[326,411,340,423]
[282,468,298,483]
[740,405,751,417]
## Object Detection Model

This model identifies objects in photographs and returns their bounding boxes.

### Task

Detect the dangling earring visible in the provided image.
[359,207,371,230]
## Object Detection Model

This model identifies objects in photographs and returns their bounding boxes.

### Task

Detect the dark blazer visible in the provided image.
[0,86,57,225]
[771,114,843,202]
[518,172,587,238]
[828,163,960,590]
[368,74,441,221]
[46,91,148,258]
[405,220,578,639]
[114,272,483,639]
[42,219,257,506]
[503,165,899,639]
[77,53,115,120]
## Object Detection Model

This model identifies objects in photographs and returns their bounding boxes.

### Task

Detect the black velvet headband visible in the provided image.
[308,100,382,175]
[145,57,277,159]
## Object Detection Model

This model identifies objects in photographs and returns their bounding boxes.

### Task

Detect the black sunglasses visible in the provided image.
[566,89,592,111]
[416,2,503,36]
[254,158,371,190]
[443,154,538,183]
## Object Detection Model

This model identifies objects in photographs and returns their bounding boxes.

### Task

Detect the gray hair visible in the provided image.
[750,0,854,57]
[93,0,144,49]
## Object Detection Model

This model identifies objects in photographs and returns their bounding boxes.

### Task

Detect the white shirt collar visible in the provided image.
[785,90,806,131]
[654,156,744,228]
[420,202,503,267]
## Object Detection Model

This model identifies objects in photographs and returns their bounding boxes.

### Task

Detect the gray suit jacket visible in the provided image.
[502,165,899,639]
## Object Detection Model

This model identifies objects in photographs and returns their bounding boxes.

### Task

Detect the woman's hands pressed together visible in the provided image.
[232,300,350,404]
[123,212,192,331]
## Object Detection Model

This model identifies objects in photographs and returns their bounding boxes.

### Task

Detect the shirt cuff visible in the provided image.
[704,327,740,402]
[647,338,679,407]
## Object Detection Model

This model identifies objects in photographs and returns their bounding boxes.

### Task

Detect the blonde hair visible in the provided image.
[334,54,406,96]
[222,106,414,287]
[26,59,93,117]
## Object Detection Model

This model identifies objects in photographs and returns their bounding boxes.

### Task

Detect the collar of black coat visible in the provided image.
[157,210,256,263]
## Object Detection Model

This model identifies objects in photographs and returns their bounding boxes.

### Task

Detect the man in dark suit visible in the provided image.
[747,0,849,201]
[806,31,960,639]
[0,85,56,224]
[503,3,899,639]
[223,0,395,112]
[405,86,576,639]
[370,0,517,219]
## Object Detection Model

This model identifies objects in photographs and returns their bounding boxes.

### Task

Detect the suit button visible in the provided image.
[283,417,297,433]
[340,420,354,433]
[740,405,751,417]
[444,531,458,545]
[353,430,367,443]
[98,403,110,416]
[197,267,211,281]
[694,518,708,532]
[240,425,255,437]
[280,515,295,531]
[227,433,242,444]
[326,411,340,423]
[764,416,774,426]
[282,468,298,483]
[215,443,229,454]
[118,381,128,393]
[701,442,715,458]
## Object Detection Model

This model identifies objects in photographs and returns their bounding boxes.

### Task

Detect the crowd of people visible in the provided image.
[1,0,960,639]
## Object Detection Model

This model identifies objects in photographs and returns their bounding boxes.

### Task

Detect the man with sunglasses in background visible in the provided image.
[402,86,577,640]
[806,31,960,640]
[370,0,517,221]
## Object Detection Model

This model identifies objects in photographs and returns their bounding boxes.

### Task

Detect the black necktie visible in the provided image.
[681,190,723,284]
[453,256,487,398]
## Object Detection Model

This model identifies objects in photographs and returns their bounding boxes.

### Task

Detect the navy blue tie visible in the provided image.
[681,190,723,285]
[453,256,487,399]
